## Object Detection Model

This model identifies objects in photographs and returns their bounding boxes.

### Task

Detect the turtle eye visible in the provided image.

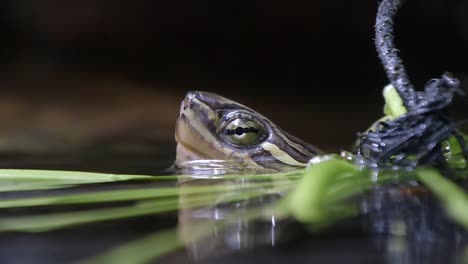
[221,118,266,146]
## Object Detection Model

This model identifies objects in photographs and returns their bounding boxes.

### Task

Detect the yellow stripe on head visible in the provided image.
[261,142,308,167]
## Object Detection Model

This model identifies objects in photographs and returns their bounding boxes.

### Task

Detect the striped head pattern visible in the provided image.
[175,91,322,170]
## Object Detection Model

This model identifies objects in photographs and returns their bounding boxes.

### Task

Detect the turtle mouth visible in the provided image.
[174,92,229,167]
[174,141,212,167]
[174,116,211,166]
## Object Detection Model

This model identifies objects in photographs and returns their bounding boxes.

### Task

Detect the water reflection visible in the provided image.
[174,165,468,264]
[177,174,287,262]
[362,184,468,264]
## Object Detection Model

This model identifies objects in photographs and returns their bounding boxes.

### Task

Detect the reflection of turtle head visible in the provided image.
[177,178,284,261]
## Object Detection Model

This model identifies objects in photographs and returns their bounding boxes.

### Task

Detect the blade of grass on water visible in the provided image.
[0,198,179,232]
[0,180,83,192]
[0,178,295,209]
[0,169,159,182]
[0,169,303,182]
[0,169,302,193]
[0,181,294,232]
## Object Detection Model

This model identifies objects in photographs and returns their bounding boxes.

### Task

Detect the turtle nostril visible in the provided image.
[182,91,197,108]
[181,91,202,110]
[182,97,191,110]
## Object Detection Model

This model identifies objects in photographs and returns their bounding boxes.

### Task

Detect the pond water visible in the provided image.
[0,144,466,264]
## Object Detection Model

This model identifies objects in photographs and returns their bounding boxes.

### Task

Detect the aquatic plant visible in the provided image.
[359,0,467,168]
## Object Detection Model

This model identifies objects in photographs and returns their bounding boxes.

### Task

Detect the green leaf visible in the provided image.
[383,84,407,118]
[287,158,360,224]
[416,167,468,229]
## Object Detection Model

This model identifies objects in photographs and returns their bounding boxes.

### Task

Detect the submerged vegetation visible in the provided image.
[0,0,466,263]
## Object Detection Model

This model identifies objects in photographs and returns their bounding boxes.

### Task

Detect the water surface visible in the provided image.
[0,144,466,264]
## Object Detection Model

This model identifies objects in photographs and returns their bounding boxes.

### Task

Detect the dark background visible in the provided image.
[0,0,466,154]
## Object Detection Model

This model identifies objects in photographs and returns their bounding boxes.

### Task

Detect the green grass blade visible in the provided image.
[0,169,158,182]
[0,181,294,232]
[0,199,179,232]
[416,167,468,229]
[0,181,81,192]
[0,169,302,193]
[0,178,295,209]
